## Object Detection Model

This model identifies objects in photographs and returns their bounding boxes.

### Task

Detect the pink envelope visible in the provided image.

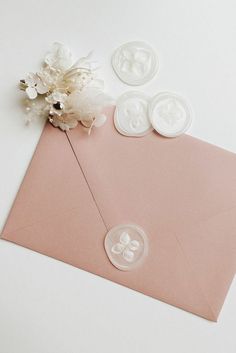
[2,106,236,321]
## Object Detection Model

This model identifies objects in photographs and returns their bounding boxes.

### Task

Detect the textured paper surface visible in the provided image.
[2,107,236,321]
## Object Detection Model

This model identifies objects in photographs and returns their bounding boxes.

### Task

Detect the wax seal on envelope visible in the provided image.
[112,41,159,85]
[149,92,193,137]
[114,91,153,137]
[104,224,148,271]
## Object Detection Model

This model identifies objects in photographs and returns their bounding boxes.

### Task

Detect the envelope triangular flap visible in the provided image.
[1,117,217,321]
[2,107,236,321]
[66,107,236,320]
[1,123,107,252]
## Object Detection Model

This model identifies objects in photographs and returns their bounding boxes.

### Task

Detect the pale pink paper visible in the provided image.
[2,107,236,321]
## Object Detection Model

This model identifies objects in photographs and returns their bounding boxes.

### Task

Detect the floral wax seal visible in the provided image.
[112,41,159,86]
[104,224,148,271]
[148,92,193,137]
[19,42,112,133]
[114,91,153,137]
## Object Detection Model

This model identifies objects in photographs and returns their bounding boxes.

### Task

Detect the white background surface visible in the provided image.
[0,1,236,352]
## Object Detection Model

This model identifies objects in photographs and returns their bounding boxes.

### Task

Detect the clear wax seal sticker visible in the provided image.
[114,91,153,137]
[104,224,148,271]
[148,92,193,137]
[112,41,159,86]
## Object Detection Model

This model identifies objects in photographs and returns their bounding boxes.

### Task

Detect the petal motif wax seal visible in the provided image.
[148,92,193,137]
[114,91,153,137]
[104,224,148,271]
[112,41,159,86]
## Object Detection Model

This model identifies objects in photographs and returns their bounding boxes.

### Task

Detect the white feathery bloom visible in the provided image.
[45,42,74,71]
[20,43,111,134]
[67,87,113,133]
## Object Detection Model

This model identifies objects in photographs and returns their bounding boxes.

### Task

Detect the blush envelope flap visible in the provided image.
[1,122,107,271]
[2,107,236,321]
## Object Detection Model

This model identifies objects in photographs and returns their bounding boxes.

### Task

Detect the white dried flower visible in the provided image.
[39,59,94,94]
[45,91,78,131]
[66,87,113,133]
[23,73,48,99]
[24,97,49,124]
[48,113,78,131]
[37,66,62,92]
[45,42,74,71]
[19,43,112,134]
[46,91,68,116]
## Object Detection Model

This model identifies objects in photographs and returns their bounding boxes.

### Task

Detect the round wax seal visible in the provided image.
[104,224,148,271]
[148,92,193,137]
[114,91,152,137]
[112,41,159,85]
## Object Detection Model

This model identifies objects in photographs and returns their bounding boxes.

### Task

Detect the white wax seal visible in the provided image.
[148,92,193,137]
[112,41,159,86]
[104,224,148,271]
[114,91,153,137]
